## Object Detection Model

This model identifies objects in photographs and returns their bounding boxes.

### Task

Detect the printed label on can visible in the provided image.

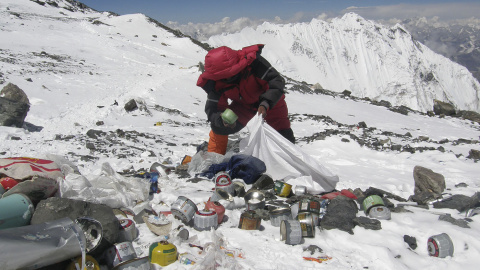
[297,213,315,238]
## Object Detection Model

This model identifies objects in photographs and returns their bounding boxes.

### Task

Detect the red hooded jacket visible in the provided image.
[197,45,290,131]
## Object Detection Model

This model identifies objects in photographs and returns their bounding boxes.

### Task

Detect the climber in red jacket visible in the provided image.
[197,44,295,155]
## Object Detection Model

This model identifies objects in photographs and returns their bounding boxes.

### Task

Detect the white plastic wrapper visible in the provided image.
[240,115,339,193]
[59,162,149,209]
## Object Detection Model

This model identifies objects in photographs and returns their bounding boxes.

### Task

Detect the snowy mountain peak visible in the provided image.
[207,13,480,113]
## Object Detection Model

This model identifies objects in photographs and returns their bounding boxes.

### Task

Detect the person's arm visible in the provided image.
[201,80,225,128]
[251,55,285,112]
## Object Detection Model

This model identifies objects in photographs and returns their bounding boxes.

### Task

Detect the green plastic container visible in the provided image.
[362,195,384,214]
[221,109,238,125]
[0,193,34,230]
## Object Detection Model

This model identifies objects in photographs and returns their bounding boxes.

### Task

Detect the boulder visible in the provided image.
[433,193,480,212]
[433,99,455,116]
[0,83,30,127]
[413,166,445,196]
[320,195,358,234]
[31,197,120,256]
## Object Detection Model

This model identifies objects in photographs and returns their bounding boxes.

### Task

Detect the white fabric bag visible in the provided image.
[240,115,339,193]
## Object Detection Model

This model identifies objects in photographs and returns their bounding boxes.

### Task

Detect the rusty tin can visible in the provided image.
[298,198,321,214]
[238,210,261,230]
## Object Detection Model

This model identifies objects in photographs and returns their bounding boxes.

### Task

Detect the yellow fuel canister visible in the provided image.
[149,240,178,267]
[66,255,100,270]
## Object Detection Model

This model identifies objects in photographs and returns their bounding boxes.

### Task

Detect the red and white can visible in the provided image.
[118,219,137,242]
[103,242,137,269]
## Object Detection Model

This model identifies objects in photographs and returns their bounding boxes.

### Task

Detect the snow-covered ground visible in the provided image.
[1,1,479,269]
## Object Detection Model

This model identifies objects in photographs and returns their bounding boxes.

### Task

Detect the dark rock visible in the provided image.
[31,197,120,256]
[1,83,29,103]
[252,174,274,190]
[456,110,480,124]
[413,166,445,196]
[0,83,30,127]
[455,183,468,188]
[124,99,138,112]
[320,195,358,234]
[358,121,367,128]
[86,129,106,139]
[303,245,323,255]
[433,99,456,116]
[438,213,470,228]
[86,142,95,150]
[96,121,104,126]
[341,90,351,96]
[403,235,417,250]
[364,187,408,202]
[467,149,480,160]
[409,190,441,205]
[433,193,480,212]
[353,216,382,230]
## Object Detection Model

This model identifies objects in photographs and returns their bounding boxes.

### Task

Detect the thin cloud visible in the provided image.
[169,3,479,40]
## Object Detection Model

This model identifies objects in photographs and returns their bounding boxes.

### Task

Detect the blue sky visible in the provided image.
[79,0,479,24]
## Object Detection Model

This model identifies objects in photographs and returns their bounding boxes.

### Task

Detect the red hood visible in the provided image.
[197,44,264,85]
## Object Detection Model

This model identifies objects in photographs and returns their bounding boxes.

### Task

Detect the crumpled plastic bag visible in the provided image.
[59,162,149,209]
[187,150,233,177]
[239,115,339,193]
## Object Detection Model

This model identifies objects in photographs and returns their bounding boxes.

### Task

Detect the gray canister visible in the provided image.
[269,207,292,227]
[368,206,391,220]
[0,217,86,270]
[428,233,454,258]
[171,196,198,224]
[280,219,302,245]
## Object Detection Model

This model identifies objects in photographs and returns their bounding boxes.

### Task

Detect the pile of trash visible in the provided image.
[1,151,479,269]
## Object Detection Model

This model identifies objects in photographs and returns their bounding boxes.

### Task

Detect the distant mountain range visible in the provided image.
[399,17,480,84]
[205,13,480,113]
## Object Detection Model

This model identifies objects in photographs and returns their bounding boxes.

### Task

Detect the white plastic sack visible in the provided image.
[240,115,339,193]
[59,162,149,209]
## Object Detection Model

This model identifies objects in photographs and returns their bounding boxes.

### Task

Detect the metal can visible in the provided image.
[0,193,34,230]
[112,256,150,270]
[193,209,218,231]
[294,185,307,195]
[67,255,100,270]
[269,207,292,227]
[238,210,261,230]
[210,188,233,202]
[244,189,266,211]
[369,206,391,220]
[298,198,321,214]
[149,240,178,267]
[118,219,138,242]
[428,233,454,258]
[280,220,303,245]
[103,242,137,268]
[362,195,385,215]
[274,181,292,197]
[214,171,234,195]
[297,212,316,238]
[232,180,246,197]
[205,200,225,224]
[171,196,198,224]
